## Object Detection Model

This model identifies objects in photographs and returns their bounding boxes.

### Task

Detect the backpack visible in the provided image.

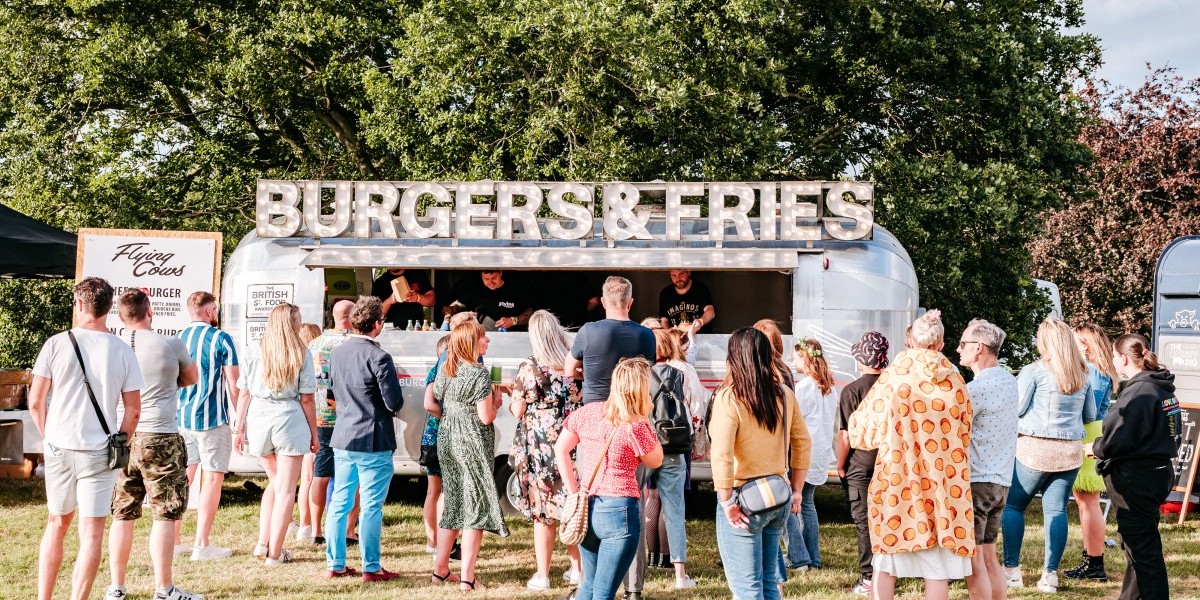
[651,363,692,454]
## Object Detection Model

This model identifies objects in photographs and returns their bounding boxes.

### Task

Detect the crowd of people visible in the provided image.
[23,275,1183,600]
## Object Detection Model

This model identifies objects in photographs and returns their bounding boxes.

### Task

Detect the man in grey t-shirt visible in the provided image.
[107,289,203,600]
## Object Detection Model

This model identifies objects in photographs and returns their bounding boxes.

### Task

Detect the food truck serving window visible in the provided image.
[301,246,804,271]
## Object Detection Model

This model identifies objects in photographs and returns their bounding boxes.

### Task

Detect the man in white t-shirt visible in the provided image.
[29,277,143,600]
[106,289,202,600]
[958,318,1019,600]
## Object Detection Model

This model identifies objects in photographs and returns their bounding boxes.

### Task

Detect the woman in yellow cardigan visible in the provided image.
[848,311,975,600]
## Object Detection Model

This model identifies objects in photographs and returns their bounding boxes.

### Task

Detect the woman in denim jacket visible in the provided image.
[1001,319,1096,593]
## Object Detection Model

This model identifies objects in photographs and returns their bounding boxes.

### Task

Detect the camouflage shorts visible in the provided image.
[112,432,189,521]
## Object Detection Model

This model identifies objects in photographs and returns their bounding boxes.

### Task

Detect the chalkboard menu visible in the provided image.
[1171,403,1200,493]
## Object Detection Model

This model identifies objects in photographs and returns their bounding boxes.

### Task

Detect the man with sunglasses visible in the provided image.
[957,319,1019,600]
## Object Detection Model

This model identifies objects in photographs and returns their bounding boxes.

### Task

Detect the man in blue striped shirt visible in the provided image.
[175,291,240,561]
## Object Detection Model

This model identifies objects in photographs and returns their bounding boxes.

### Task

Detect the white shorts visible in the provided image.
[246,399,311,458]
[43,443,118,518]
[181,425,232,473]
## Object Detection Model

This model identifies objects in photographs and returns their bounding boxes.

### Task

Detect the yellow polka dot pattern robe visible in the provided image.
[847,348,976,558]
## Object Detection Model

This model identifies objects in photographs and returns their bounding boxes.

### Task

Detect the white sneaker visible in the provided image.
[526,576,551,590]
[563,568,580,585]
[155,585,205,600]
[252,543,268,560]
[853,578,872,597]
[675,576,698,589]
[190,545,233,561]
[1037,570,1059,593]
[286,521,299,538]
[1005,566,1025,588]
[173,544,193,556]
[105,585,127,599]
[425,545,437,555]
[263,549,293,566]
[295,525,312,542]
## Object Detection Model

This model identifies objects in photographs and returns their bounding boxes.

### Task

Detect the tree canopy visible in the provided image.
[1032,70,1200,335]
[0,0,1099,366]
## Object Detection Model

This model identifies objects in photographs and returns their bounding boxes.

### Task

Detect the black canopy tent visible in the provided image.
[0,204,77,279]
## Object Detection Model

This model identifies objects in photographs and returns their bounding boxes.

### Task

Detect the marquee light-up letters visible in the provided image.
[255,180,874,242]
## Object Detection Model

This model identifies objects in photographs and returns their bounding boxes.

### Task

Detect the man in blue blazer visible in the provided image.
[324,296,404,582]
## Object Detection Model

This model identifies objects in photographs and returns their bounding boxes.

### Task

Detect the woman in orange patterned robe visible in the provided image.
[848,310,975,600]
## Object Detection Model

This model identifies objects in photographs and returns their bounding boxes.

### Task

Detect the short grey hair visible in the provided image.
[967,318,1007,354]
[602,276,633,305]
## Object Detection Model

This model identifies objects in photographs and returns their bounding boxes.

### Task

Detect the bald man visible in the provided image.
[305,300,359,544]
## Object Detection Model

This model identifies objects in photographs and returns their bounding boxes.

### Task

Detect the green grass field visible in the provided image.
[2,476,1199,599]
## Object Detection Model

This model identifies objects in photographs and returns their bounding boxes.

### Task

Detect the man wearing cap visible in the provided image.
[835,331,890,597]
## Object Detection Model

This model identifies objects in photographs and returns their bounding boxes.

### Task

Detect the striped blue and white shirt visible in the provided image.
[177,321,240,431]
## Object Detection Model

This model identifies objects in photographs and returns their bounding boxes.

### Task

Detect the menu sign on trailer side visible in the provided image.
[75,229,222,337]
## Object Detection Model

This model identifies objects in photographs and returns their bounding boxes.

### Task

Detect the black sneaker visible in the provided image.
[1064,553,1108,582]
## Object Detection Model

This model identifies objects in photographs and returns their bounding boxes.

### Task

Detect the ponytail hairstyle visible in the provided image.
[1036,318,1088,395]
[1073,323,1119,385]
[794,338,835,395]
[721,327,786,433]
[910,309,945,350]
[1113,333,1163,373]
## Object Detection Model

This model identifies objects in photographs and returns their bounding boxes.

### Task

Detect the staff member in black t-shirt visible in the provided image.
[371,268,435,328]
[447,270,532,331]
[1088,333,1181,600]
[836,331,890,597]
[658,270,715,334]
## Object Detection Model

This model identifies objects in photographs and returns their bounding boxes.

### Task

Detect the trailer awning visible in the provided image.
[301,246,804,271]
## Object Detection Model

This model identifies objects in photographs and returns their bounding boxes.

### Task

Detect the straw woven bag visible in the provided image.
[559,428,618,545]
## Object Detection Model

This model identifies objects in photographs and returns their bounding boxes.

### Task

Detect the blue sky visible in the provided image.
[1076,0,1200,89]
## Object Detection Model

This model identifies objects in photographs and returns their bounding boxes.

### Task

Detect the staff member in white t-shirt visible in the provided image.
[29,277,144,600]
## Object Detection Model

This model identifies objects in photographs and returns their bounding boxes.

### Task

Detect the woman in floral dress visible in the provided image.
[509,310,584,590]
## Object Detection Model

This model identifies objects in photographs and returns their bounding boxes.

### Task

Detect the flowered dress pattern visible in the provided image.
[434,361,509,536]
[848,348,975,558]
[509,358,583,523]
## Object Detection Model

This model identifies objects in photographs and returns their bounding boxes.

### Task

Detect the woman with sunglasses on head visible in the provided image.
[431,322,509,591]
[1089,333,1180,600]
[1062,323,1118,582]
[232,303,318,565]
[556,358,663,600]
[1001,318,1096,593]
[710,327,812,600]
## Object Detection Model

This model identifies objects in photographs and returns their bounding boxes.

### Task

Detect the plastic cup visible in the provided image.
[490,365,502,383]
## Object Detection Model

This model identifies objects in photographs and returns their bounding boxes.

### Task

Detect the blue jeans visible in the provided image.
[785,484,820,568]
[717,503,788,600]
[657,454,689,562]
[579,496,641,600]
[1001,459,1078,572]
[325,448,394,573]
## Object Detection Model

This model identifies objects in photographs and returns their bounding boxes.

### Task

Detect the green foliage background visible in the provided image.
[0,0,1099,367]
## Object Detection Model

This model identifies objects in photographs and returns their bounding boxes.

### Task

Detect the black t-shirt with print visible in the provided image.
[837,373,881,483]
[658,281,714,332]
[371,270,433,328]
[450,277,530,328]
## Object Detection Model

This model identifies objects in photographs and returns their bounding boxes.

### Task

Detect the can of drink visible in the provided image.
[490,365,502,383]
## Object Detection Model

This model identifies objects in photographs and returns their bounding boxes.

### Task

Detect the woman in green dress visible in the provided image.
[432,321,508,591]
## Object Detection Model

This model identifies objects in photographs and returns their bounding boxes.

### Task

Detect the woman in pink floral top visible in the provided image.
[508,311,584,590]
[557,358,664,600]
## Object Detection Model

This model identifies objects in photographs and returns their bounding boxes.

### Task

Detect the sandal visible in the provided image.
[432,570,460,584]
[460,579,485,591]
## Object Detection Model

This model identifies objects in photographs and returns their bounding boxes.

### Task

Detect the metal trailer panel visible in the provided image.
[1154,236,1200,401]
[220,225,919,482]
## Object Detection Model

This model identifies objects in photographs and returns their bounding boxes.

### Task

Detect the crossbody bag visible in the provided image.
[67,331,130,470]
[558,427,619,545]
[733,398,794,516]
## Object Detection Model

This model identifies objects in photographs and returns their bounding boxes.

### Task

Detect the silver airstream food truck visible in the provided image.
[223,179,918,509]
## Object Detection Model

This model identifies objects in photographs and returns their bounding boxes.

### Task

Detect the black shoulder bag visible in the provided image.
[67,331,130,470]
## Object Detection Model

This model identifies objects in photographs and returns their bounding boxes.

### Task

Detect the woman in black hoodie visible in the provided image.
[1089,333,1181,600]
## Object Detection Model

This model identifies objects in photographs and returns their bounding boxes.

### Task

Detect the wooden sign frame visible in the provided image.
[75,228,223,296]
[1176,400,1200,524]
